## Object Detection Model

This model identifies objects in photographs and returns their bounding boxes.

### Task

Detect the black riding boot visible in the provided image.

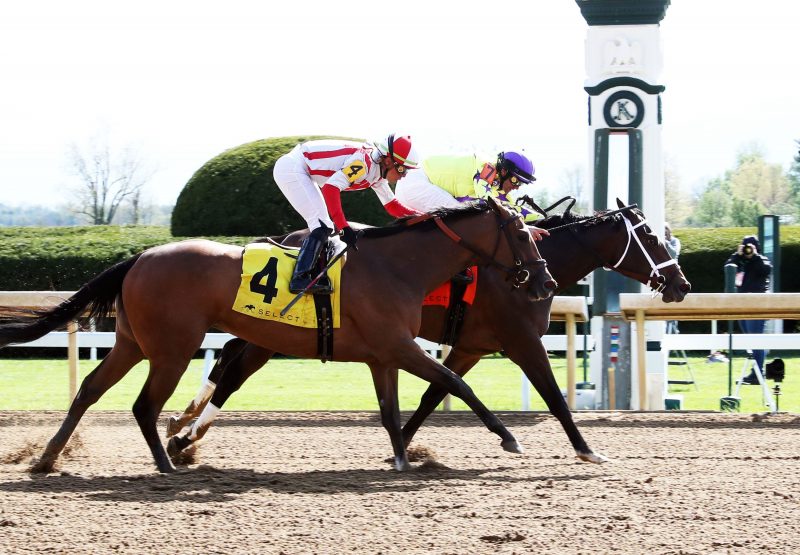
[289,227,333,294]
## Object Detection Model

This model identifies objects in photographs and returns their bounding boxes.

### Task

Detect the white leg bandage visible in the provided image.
[188,403,220,441]
[193,380,216,406]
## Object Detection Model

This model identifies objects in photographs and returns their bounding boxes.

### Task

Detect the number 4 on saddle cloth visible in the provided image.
[235,242,477,350]
[233,242,343,329]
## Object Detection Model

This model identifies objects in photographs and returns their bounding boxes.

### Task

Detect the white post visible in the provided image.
[521,374,531,411]
[89,317,97,361]
[440,345,452,411]
[203,349,215,382]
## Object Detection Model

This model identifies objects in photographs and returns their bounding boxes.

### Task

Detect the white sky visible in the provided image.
[1,1,798,208]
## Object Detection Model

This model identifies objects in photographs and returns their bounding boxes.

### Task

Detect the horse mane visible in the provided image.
[361,201,489,239]
[537,207,635,232]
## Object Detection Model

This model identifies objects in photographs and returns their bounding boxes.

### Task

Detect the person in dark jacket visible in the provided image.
[725,235,772,383]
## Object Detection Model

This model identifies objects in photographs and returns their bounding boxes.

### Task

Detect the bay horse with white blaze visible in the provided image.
[167,199,690,465]
[0,198,555,473]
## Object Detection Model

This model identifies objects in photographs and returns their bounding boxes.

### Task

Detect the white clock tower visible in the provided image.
[576,0,671,410]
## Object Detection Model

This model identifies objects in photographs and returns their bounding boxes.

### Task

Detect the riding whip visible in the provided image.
[280,245,350,317]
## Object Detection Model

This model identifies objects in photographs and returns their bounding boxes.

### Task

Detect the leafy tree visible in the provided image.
[726,146,791,212]
[788,139,800,210]
[687,178,733,227]
[729,197,763,227]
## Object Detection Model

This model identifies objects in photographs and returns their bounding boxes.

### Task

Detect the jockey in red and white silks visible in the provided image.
[274,135,420,294]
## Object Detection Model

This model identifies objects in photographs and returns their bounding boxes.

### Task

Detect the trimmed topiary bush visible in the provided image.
[171,135,394,237]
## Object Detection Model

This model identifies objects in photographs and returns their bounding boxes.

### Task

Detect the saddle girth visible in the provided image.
[313,293,334,362]
[440,270,474,346]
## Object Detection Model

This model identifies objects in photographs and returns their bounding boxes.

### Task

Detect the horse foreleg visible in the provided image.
[33,337,144,473]
[167,346,275,461]
[506,338,609,464]
[393,344,522,454]
[368,365,410,471]
[166,337,251,437]
[401,350,482,448]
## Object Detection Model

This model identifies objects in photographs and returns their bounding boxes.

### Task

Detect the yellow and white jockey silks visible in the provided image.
[395,154,540,221]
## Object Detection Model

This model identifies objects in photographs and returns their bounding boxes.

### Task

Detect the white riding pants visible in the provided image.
[273,145,334,231]
[394,168,461,212]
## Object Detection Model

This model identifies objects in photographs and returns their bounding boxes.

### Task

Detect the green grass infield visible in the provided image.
[1,353,796,413]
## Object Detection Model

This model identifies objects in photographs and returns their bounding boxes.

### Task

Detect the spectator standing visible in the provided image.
[664,222,681,260]
[724,235,772,383]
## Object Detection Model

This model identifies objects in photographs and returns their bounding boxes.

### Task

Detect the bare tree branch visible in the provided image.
[67,136,153,225]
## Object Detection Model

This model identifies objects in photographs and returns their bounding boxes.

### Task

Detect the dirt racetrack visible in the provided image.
[1,410,799,555]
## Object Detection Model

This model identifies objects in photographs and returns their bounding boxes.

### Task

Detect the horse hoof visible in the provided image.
[158,462,177,474]
[501,439,524,454]
[30,456,56,474]
[576,451,610,464]
[167,435,192,459]
[395,458,412,472]
[165,416,184,438]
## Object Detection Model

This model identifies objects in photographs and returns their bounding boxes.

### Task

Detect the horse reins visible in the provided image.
[406,206,545,288]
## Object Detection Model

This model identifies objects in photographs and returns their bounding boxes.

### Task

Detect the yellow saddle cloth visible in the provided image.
[233,242,342,328]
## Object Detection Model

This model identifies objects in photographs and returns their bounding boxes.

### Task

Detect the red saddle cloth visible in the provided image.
[422,267,478,307]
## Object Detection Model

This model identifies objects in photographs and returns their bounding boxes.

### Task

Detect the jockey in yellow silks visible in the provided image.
[395,151,548,239]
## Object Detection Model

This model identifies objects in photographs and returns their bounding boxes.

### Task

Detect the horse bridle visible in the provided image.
[406,202,546,288]
[610,214,678,295]
[545,204,678,295]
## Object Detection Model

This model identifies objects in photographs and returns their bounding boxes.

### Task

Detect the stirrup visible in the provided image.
[289,274,333,295]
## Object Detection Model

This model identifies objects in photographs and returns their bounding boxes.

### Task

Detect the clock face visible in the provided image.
[603,90,645,128]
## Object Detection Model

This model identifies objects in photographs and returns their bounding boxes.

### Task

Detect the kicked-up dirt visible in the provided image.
[1,410,799,554]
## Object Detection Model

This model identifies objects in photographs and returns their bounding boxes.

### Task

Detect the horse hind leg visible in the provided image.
[165,338,264,437]
[166,338,246,437]
[167,345,275,462]
[133,354,199,473]
[32,337,144,473]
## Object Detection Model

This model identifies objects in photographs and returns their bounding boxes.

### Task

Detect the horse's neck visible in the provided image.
[358,223,487,292]
[540,230,603,291]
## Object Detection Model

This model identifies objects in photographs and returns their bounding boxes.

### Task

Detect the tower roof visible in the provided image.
[575,0,670,26]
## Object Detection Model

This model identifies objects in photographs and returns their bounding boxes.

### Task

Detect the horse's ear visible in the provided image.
[485,195,500,211]
[616,198,625,209]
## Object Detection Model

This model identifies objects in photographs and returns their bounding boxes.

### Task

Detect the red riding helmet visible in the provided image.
[375,134,420,169]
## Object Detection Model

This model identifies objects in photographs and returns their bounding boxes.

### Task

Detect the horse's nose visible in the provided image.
[679,282,692,293]
[544,279,557,291]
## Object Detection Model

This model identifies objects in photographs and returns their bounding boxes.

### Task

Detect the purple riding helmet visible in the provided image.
[497,151,536,185]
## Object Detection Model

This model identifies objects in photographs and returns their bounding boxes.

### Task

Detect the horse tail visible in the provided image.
[0,254,142,348]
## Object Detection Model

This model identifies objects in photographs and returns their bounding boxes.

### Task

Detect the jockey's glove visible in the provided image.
[341,226,360,250]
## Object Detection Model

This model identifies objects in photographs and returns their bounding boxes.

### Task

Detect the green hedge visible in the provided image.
[0,224,797,293]
[171,136,393,237]
[0,226,255,290]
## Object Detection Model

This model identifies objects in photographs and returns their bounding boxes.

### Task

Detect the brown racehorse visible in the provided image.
[0,199,556,473]
[167,199,690,465]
